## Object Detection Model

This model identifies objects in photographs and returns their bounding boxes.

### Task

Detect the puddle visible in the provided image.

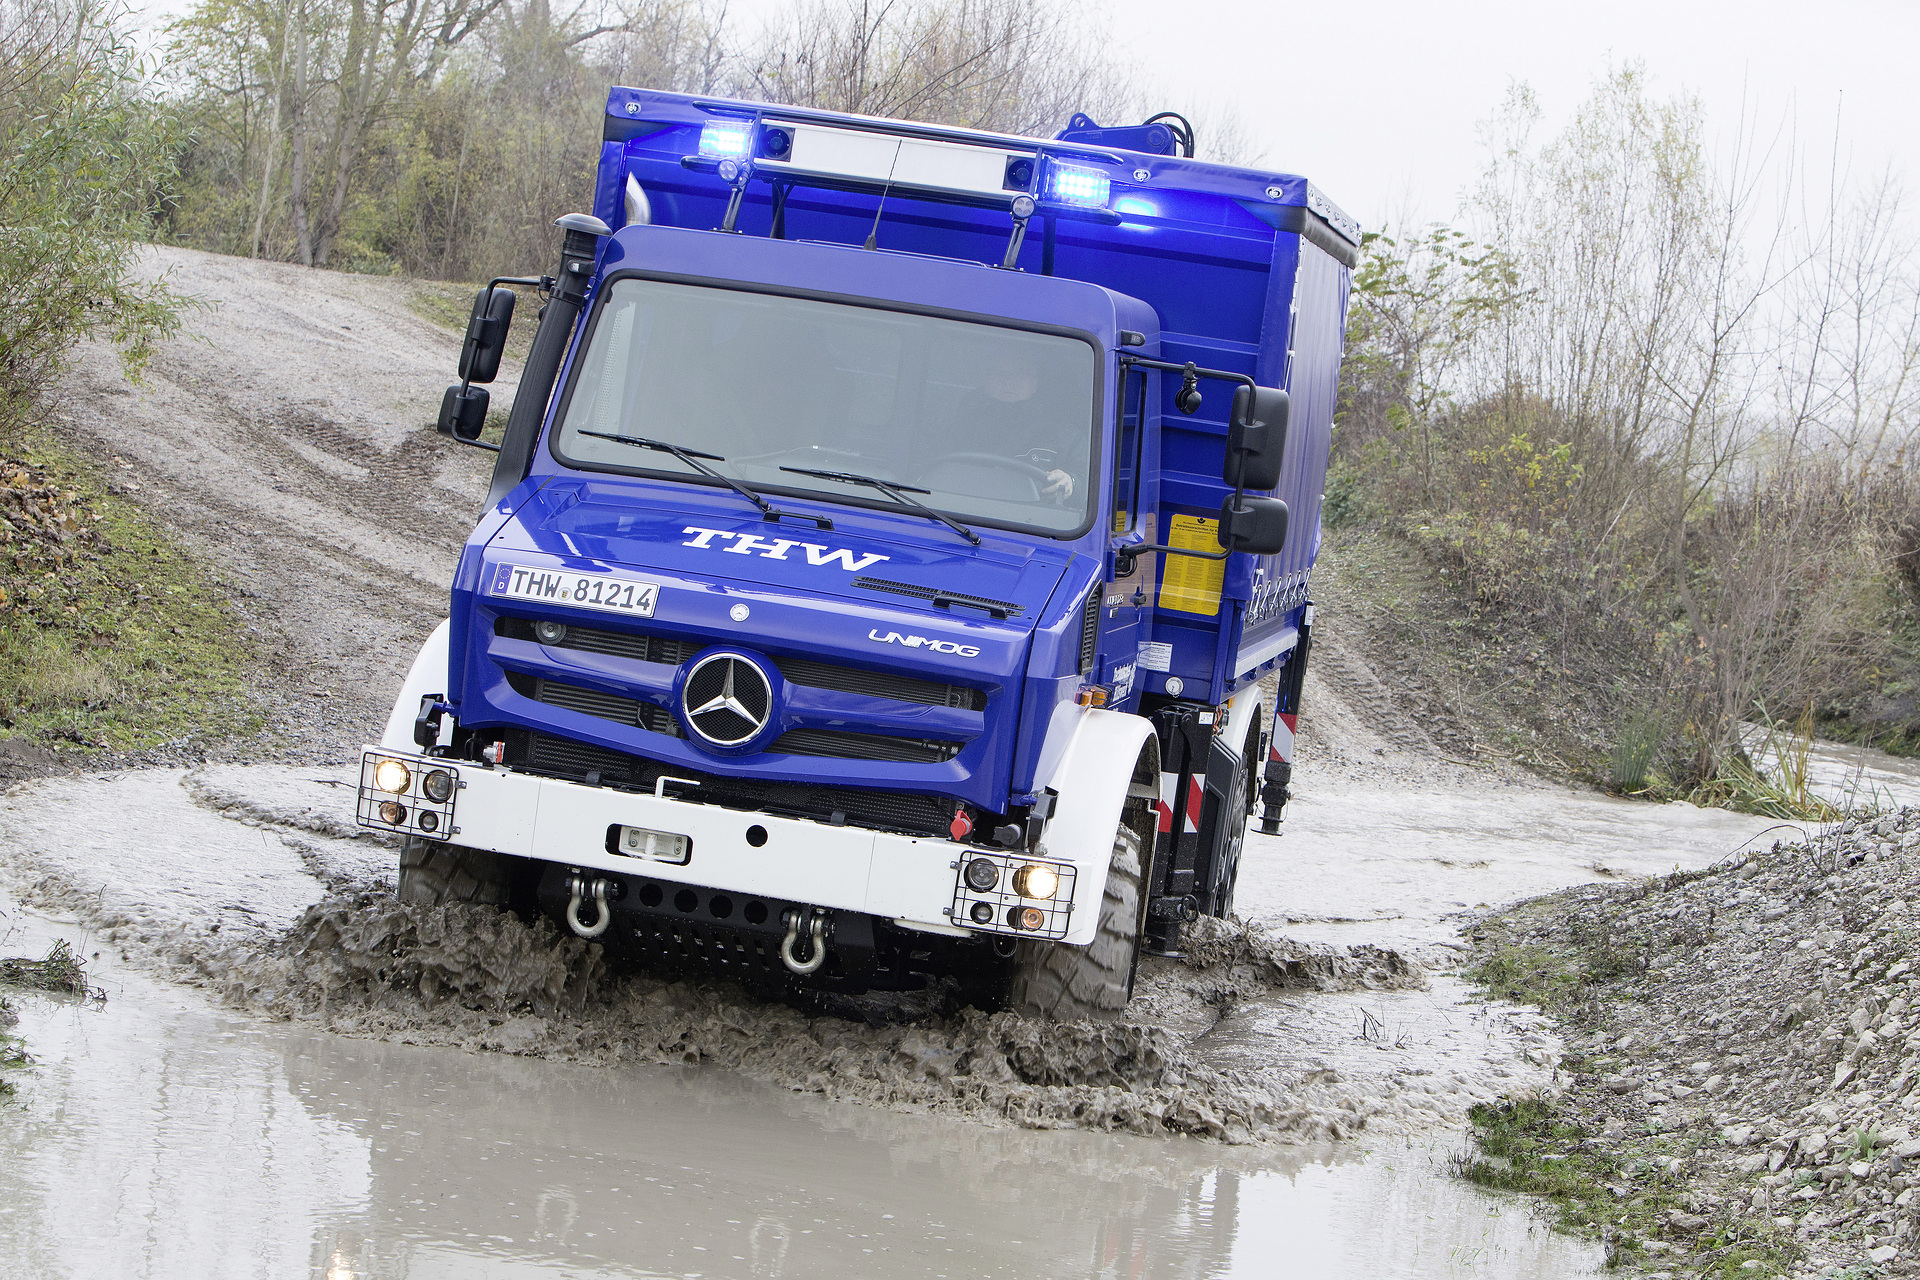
[0,908,1596,1279]
[1235,782,1783,957]
[7,737,1917,1276]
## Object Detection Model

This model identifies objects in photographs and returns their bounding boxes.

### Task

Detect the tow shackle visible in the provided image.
[565,872,612,939]
[779,907,830,975]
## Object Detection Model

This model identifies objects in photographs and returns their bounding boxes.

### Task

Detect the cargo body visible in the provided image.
[364,90,1356,1013]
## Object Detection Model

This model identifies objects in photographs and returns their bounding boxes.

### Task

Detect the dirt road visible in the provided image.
[0,247,1825,1277]
[52,246,509,759]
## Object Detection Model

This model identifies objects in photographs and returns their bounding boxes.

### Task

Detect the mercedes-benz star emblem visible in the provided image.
[681,654,772,746]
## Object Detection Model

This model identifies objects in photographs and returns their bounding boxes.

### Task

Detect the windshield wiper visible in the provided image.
[580,431,830,529]
[779,466,980,546]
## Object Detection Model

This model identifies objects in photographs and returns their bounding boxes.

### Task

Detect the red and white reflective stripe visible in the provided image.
[1269,712,1297,765]
[1156,772,1206,834]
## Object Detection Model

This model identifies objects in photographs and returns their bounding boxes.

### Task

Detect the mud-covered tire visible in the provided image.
[396,837,514,908]
[1005,801,1152,1020]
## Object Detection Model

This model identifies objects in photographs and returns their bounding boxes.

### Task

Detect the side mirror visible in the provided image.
[1224,385,1288,490]
[438,384,489,441]
[458,286,516,384]
[1218,495,1289,556]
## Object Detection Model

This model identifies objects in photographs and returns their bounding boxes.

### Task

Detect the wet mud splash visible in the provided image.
[0,766,1564,1147]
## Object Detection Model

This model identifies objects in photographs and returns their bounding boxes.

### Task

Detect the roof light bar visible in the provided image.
[1048,162,1110,208]
[754,122,1037,204]
[699,120,752,158]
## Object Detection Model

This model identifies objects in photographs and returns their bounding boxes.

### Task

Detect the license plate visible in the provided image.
[491,564,658,618]
[614,825,690,864]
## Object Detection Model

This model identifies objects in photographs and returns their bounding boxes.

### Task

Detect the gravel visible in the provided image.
[1471,807,1920,1276]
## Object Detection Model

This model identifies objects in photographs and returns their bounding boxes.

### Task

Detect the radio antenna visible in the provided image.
[864,139,904,250]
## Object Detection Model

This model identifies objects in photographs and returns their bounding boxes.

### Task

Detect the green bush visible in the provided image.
[0,1,187,402]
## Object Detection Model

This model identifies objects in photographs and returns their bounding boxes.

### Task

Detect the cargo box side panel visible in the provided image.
[1231,235,1350,687]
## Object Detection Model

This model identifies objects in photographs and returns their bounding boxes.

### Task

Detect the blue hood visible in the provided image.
[448,476,1078,812]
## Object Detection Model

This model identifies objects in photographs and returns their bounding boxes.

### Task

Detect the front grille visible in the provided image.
[498,615,986,712]
[775,656,984,711]
[507,671,680,736]
[496,617,697,665]
[520,733,956,835]
[770,727,960,763]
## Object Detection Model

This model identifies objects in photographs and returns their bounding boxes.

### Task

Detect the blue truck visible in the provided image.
[358,89,1357,1019]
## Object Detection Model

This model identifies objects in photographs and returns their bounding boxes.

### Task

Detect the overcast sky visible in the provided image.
[1088,0,1919,231]
[133,0,1917,233]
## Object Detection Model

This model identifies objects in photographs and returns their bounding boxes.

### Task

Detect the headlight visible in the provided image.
[373,758,412,794]
[422,769,454,803]
[378,800,407,825]
[534,620,567,645]
[963,857,999,892]
[1012,906,1046,931]
[1011,863,1059,900]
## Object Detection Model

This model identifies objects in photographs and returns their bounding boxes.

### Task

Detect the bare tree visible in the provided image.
[729,0,1134,137]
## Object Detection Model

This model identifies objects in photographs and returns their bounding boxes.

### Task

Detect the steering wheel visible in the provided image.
[923,452,1055,482]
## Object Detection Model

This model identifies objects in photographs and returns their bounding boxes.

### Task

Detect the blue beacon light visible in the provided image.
[1048,162,1110,207]
[699,120,752,158]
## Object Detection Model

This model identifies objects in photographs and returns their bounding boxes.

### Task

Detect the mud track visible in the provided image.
[53,246,511,760]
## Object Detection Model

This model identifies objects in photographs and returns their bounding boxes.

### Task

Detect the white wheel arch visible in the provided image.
[379,619,452,753]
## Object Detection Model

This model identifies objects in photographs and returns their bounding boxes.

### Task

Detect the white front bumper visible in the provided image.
[356,748,1093,944]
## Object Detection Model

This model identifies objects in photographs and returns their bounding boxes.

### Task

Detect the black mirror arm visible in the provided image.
[1115,539,1226,579]
[1117,352,1267,467]
[1111,356,1282,575]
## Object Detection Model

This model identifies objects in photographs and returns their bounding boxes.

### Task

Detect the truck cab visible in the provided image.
[359,89,1357,1018]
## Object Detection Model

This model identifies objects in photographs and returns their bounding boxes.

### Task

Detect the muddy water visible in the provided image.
[1739,725,1920,812]
[1,906,1592,1279]
[7,741,1910,1278]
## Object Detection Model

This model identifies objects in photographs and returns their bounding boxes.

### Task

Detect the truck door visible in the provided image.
[1099,365,1155,710]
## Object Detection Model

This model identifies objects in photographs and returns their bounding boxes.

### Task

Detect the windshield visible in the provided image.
[552,278,1098,535]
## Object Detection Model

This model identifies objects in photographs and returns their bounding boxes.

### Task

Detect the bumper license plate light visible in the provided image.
[615,825,690,865]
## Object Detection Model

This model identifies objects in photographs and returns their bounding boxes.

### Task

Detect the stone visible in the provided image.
[1666,1210,1709,1231]
[1870,1246,1899,1264]
[1606,1076,1646,1094]
[1852,1161,1873,1178]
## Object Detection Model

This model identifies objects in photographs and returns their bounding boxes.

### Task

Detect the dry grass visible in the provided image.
[0,938,98,998]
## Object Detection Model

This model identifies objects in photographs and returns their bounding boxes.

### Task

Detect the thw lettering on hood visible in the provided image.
[682,526,890,572]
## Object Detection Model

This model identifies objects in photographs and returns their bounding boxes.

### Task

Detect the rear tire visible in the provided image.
[396,837,515,908]
[1005,799,1154,1020]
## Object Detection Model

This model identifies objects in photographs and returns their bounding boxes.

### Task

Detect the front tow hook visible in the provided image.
[565,873,613,939]
[780,907,830,975]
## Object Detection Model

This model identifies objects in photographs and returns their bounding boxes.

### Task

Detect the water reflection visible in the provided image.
[0,910,1598,1279]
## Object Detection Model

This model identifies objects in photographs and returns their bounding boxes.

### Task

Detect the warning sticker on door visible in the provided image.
[1157,514,1224,615]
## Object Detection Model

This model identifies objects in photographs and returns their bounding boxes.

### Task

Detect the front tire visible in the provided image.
[396,837,516,908]
[1005,799,1154,1020]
